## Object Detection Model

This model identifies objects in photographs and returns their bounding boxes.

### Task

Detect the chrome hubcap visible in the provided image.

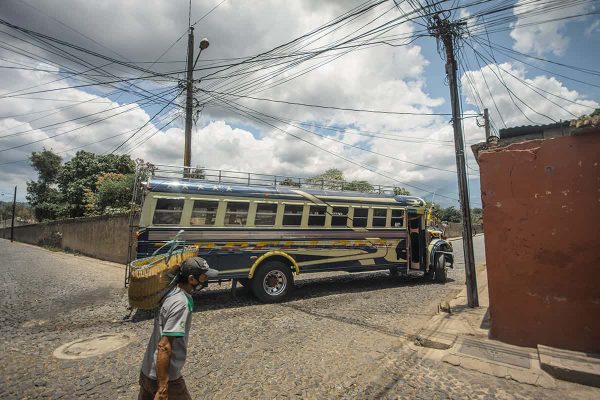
[262,270,287,296]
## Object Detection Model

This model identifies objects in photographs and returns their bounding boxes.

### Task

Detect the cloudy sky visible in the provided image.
[0,0,598,205]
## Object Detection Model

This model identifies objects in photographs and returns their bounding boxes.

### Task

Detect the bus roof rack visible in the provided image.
[141,163,409,195]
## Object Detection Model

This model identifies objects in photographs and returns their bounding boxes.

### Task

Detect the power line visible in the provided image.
[191,0,229,27]
[110,89,184,154]
[0,110,179,166]
[0,86,180,139]
[466,42,582,118]
[209,95,463,202]
[468,37,597,111]
[200,89,453,116]
[0,91,180,153]
[208,92,464,175]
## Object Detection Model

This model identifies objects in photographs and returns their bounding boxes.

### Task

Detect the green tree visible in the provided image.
[187,166,205,179]
[91,173,135,214]
[0,201,34,224]
[424,201,443,225]
[57,151,135,218]
[307,168,345,189]
[279,178,301,187]
[308,169,380,193]
[393,187,411,196]
[471,207,483,224]
[30,149,62,182]
[439,206,462,223]
[26,149,63,221]
[344,180,374,192]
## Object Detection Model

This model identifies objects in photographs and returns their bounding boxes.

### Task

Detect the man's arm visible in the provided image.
[155,335,174,399]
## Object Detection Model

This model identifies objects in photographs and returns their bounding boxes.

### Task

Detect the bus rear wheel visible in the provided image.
[251,261,293,303]
[434,252,447,283]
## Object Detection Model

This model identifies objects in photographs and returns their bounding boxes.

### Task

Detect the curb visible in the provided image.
[447,232,484,242]
[538,345,600,388]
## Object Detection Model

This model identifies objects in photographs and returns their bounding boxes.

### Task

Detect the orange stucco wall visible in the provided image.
[478,132,600,352]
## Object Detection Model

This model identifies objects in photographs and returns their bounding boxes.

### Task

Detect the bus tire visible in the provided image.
[434,252,447,283]
[251,261,293,303]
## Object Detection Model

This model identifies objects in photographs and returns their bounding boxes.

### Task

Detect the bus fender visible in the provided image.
[428,239,454,269]
[248,251,300,279]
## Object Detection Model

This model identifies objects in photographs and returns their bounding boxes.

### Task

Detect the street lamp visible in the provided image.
[184,34,209,175]
[193,38,210,70]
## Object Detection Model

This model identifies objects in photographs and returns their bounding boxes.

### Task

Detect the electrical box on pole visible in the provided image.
[429,14,479,308]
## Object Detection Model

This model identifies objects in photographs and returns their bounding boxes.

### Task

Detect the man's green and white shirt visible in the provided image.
[141,286,193,381]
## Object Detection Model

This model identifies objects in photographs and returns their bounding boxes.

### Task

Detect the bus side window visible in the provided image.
[190,200,219,226]
[282,204,303,226]
[373,208,387,227]
[331,206,348,227]
[225,202,249,226]
[353,208,368,227]
[308,205,326,227]
[391,209,405,227]
[255,203,277,226]
[153,198,184,225]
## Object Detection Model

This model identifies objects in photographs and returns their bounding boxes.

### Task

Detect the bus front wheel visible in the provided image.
[251,261,294,303]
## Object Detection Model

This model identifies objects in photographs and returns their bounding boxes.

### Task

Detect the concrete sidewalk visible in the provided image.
[411,265,600,389]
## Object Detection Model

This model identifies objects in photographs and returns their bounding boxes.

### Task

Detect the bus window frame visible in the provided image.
[352,206,369,228]
[189,198,220,226]
[281,202,305,227]
[372,207,388,228]
[307,204,327,227]
[330,204,350,228]
[151,196,186,226]
[391,207,406,228]
[223,200,251,227]
[253,201,278,227]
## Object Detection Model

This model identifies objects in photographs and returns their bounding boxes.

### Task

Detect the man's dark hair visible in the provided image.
[178,257,208,283]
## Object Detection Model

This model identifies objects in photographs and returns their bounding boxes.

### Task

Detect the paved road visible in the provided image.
[447,233,486,287]
[1,237,597,399]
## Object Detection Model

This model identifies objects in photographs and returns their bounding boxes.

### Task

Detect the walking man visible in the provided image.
[138,257,218,400]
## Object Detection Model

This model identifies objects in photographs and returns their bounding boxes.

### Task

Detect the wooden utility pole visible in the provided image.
[183,27,195,175]
[10,186,16,243]
[430,15,479,307]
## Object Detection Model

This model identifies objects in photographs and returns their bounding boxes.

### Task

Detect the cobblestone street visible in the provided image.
[1,237,598,399]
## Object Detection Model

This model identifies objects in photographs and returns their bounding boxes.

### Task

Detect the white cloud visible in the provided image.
[0,0,597,208]
[509,0,592,56]
[1,1,456,199]
[461,62,598,129]
[585,20,600,37]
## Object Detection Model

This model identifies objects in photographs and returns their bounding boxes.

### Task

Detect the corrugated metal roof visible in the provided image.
[499,121,570,139]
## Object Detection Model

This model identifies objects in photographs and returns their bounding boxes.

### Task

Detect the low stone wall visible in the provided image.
[445,222,483,238]
[0,214,132,264]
